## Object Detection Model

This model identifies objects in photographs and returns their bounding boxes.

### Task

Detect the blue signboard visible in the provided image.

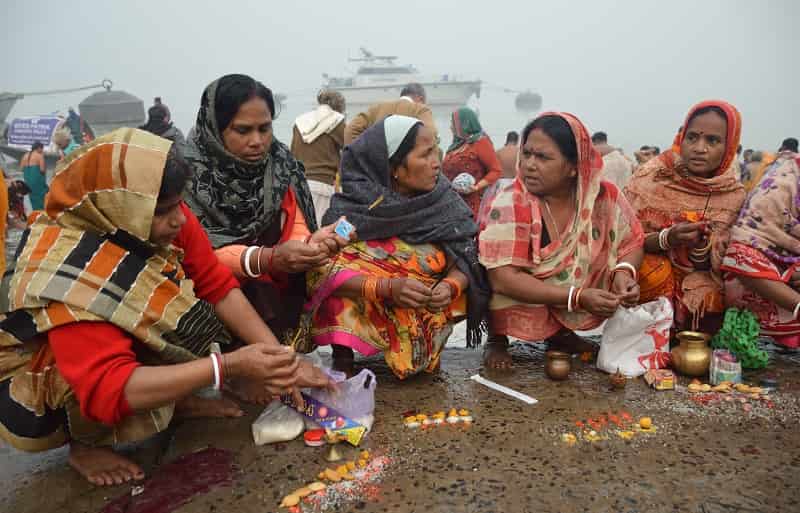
[7,116,61,148]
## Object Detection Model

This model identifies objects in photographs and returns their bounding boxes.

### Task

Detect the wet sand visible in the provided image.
[2,340,800,513]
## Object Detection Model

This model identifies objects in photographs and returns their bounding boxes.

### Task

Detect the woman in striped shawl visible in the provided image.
[0,129,330,486]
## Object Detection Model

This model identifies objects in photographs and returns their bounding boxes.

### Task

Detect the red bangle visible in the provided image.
[574,287,583,311]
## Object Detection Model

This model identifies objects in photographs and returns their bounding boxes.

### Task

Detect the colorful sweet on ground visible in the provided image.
[639,417,652,430]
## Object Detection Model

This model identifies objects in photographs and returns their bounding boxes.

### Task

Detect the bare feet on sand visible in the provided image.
[332,345,355,377]
[69,443,145,486]
[483,336,513,369]
[175,395,244,419]
[546,330,596,354]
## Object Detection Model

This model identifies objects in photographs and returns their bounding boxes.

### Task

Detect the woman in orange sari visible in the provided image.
[624,100,746,333]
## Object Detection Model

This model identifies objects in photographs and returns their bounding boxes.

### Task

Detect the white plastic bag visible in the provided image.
[306,369,377,431]
[597,297,673,377]
[252,400,305,446]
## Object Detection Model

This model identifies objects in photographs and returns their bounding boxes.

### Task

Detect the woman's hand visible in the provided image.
[579,288,621,318]
[225,344,300,404]
[310,217,356,257]
[667,222,709,248]
[427,282,453,311]
[294,358,336,390]
[611,272,640,307]
[390,278,433,308]
[272,240,330,273]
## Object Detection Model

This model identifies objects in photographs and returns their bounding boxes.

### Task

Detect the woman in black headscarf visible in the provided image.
[184,74,348,340]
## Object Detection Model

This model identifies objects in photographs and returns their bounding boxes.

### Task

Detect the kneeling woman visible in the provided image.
[722,156,800,348]
[624,100,745,332]
[0,129,328,486]
[479,112,644,368]
[307,115,490,379]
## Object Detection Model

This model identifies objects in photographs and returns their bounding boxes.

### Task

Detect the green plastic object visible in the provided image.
[711,308,769,369]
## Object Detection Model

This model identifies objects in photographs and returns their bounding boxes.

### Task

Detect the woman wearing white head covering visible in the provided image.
[306,115,490,379]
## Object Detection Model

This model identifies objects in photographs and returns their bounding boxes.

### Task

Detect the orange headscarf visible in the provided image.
[670,99,743,180]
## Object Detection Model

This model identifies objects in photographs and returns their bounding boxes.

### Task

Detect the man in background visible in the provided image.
[592,131,634,190]
[344,83,437,145]
[495,131,519,179]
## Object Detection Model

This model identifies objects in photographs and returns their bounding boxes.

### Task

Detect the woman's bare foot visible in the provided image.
[332,345,355,377]
[175,394,244,419]
[483,336,513,369]
[547,330,596,354]
[69,442,145,486]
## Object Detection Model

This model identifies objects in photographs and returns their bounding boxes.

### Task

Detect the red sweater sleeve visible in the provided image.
[49,322,138,425]
[173,202,239,304]
[475,137,503,185]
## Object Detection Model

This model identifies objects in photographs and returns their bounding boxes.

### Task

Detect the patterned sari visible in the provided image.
[308,239,466,379]
[478,112,644,341]
[722,157,800,347]
[0,129,229,450]
[624,100,746,330]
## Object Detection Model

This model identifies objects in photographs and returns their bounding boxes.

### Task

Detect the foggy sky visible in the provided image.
[3,0,797,152]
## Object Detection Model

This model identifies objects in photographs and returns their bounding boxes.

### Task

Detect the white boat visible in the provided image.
[323,48,481,109]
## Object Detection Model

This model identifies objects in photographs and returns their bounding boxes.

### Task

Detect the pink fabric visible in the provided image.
[313,331,381,356]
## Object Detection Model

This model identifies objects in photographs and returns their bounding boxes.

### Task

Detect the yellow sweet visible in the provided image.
[688,383,703,393]
[749,387,764,394]
[335,464,349,475]
[308,482,327,492]
[324,468,341,482]
[280,494,300,508]
[403,416,417,424]
[432,411,446,419]
[360,450,370,459]
[458,409,470,416]
[346,461,356,471]
[735,383,751,393]
[416,414,428,422]
[294,487,312,498]
[448,408,458,417]
[700,384,712,392]
[711,384,731,393]
[561,433,577,444]
[317,472,326,480]
[358,459,368,468]
[639,417,652,430]
[340,472,355,481]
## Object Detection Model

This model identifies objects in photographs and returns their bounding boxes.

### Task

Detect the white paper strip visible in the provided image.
[470,374,538,405]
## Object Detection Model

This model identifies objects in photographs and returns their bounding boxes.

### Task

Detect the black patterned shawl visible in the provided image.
[183,78,318,248]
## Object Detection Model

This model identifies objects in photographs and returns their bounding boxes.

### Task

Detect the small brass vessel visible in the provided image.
[545,351,571,381]
[671,331,712,377]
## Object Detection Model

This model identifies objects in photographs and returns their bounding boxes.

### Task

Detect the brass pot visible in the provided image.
[671,331,712,377]
[545,351,571,381]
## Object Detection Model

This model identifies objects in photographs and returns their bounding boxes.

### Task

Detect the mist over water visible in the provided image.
[3,0,796,153]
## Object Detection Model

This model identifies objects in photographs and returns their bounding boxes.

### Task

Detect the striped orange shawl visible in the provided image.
[0,129,228,385]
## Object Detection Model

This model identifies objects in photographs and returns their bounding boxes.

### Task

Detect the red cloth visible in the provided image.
[49,203,238,425]
[442,136,502,217]
[49,322,137,425]
[173,202,240,302]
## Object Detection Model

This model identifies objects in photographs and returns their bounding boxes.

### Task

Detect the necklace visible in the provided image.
[542,188,576,236]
